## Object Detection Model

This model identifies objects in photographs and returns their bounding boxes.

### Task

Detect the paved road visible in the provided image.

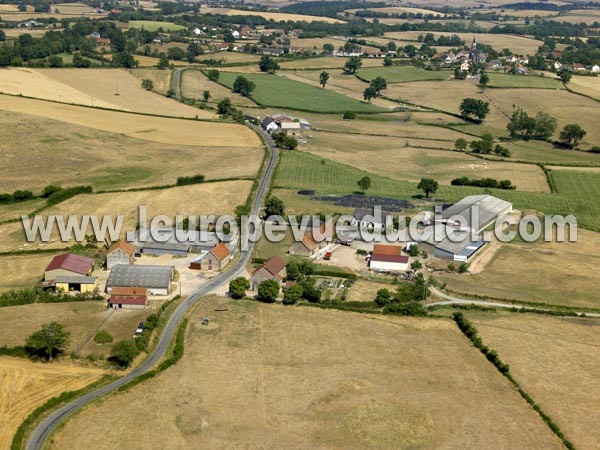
[26,123,277,450]
[428,286,600,317]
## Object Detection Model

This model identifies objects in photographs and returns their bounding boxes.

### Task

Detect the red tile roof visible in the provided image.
[372,244,403,256]
[370,254,409,264]
[108,240,135,256]
[108,287,147,305]
[45,254,94,275]
[261,256,287,278]
[301,233,318,251]
[211,243,231,261]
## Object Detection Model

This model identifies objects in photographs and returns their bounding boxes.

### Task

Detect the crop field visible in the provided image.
[0,180,253,251]
[313,118,467,139]
[357,66,449,83]
[384,32,546,55]
[289,37,382,53]
[53,3,97,14]
[199,7,345,23]
[304,132,550,192]
[486,73,564,89]
[345,6,446,16]
[132,55,189,67]
[200,52,262,64]
[181,70,256,107]
[467,312,600,449]
[216,72,384,113]
[0,95,260,147]
[279,56,385,70]
[483,88,600,147]
[438,228,600,308]
[0,68,206,118]
[566,74,600,101]
[0,356,106,450]
[131,68,172,95]
[0,110,263,193]
[51,299,563,450]
[127,20,187,31]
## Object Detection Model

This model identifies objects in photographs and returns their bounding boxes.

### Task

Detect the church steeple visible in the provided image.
[471,36,477,50]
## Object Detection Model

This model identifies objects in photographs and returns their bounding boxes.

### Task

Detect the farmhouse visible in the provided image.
[106,265,174,296]
[368,244,409,273]
[288,222,332,256]
[436,195,512,233]
[188,243,231,271]
[573,63,587,72]
[108,287,148,310]
[250,256,287,290]
[106,240,135,269]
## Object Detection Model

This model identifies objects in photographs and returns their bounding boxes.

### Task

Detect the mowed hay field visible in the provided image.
[0,253,58,291]
[131,68,172,95]
[304,131,550,192]
[199,7,345,23]
[0,110,263,192]
[181,70,256,107]
[438,229,600,308]
[357,65,449,83]
[487,73,564,89]
[51,299,563,450]
[0,357,107,450]
[468,312,600,449]
[566,74,600,101]
[217,72,383,113]
[279,56,385,70]
[0,95,260,147]
[0,180,253,251]
[0,68,207,118]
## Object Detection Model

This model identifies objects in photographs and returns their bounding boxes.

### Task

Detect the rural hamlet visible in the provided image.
[0,2,597,449]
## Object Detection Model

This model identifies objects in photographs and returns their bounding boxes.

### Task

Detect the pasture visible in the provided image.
[469,312,600,450]
[198,7,345,23]
[0,357,106,450]
[51,299,563,449]
[0,110,263,192]
[0,180,253,251]
[486,73,564,89]
[0,68,206,118]
[0,95,260,147]
[304,132,550,192]
[127,21,186,31]
[357,65,449,83]
[437,228,600,308]
[502,140,600,165]
[0,253,58,291]
[216,72,383,113]
[180,70,256,107]
[566,74,600,101]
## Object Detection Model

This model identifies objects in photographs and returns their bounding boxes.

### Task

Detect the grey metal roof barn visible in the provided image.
[106,265,174,290]
[438,195,512,232]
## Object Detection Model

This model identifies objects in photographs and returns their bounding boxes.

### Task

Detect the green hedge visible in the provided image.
[46,186,92,206]
[0,289,102,308]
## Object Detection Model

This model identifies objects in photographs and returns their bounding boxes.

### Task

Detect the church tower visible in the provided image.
[471,36,477,51]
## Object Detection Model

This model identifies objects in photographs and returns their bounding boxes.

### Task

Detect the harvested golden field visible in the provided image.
[0,199,45,222]
[0,356,106,450]
[0,253,59,291]
[53,3,97,14]
[279,56,384,70]
[304,131,550,192]
[566,74,600,101]
[52,299,562,450]
[0,94,260,147]
[469,312,600,450]
[483,88,600,147]
[199,7,345,23]
[131,68,172,95]
[437,229,600,308]
[133,55,189,67]
[2,28,46,38]
[385,31,545,54]
[0,68,206,118]
[346,6,445,16]
[180,69,256,107]
[289,37,381,53]
[0,181,253,251]
[346,278,394,302]
[0,11,103,20]
[202,52,262,64]
[386,79,482,112]
[0,110,263,192]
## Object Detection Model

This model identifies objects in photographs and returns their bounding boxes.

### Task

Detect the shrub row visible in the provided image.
[46,186,92,206]
[452,312,575,450]
[176,174,205,186]
[0,289,102,308]
[451,176,515,190]
[0,190,35,204]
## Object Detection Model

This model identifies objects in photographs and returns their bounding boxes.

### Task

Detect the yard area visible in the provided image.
[50,299,564,449]
[216,72,384,113]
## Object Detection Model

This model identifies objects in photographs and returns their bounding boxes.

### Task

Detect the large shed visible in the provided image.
[106,265,174,296]
[437,195,512,233]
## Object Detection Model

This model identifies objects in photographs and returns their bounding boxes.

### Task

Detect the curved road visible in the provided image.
[26,123,277,450]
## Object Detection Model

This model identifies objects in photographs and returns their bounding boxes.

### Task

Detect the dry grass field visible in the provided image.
[133,55,189,67]
[346,278,393,302]
[0,180,253,251]
[201,52,262,64]
[180,70,257,107]
[0,110,263,192]
[131,68,172,95]
[385,31,546,54]
[0,253,57,291]
[51,298,562,450]
[279,56,384,70]
[0,68,205,118]
[289,37,381,53]
[468,312,600,450]
[0,356,106,450]
[199,7,345,23]
[0,199,45,222]
[303,131,550,192]
[345,6,446,16]
[437,229,600,308]
[0,95,260,147]
[566,75,600,101]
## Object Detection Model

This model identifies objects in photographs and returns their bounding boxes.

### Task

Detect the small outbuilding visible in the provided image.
[106,240,135,269]
[251,256,287,290]
[189,243,231,271]
[368,244,409,273]
[108,287,148,310]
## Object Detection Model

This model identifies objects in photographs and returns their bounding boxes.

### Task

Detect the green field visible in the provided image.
[504,140,600,165]
[276,150,600,230]
[217,72,383,113]
[487,73,564,89]
[128,21,187,31]
[357,65,448,83]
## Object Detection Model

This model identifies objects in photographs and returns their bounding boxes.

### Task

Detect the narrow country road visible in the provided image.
[26,123,278,450]
[427,286,600,317]
[171,68,185,99]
